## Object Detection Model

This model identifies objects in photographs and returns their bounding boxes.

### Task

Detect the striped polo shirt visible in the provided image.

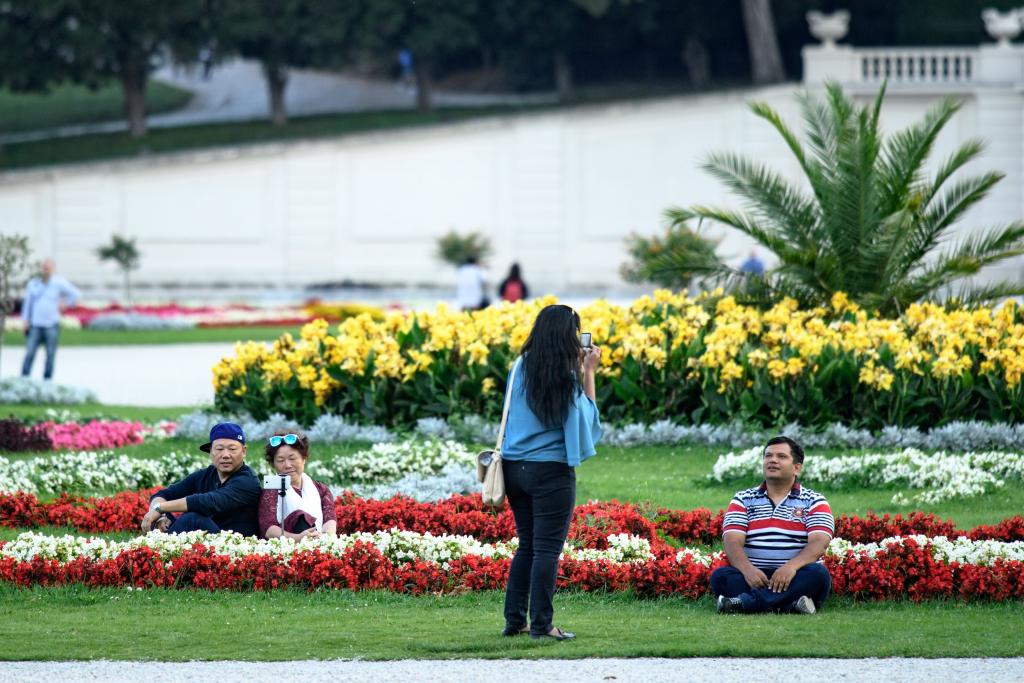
[722,482,834,569]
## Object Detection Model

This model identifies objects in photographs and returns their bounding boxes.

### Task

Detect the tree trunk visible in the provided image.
[124,269,132,306]
[414,60,433,112]
[120,66,148,138]
[263,63,289,126]
[554,49,574,103]
[740,0,785,84]
[683,36,710,88]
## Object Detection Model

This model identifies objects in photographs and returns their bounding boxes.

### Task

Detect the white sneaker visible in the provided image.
[792,595,816,614]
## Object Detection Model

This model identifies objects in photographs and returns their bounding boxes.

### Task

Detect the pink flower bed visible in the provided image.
[43,420,146,450]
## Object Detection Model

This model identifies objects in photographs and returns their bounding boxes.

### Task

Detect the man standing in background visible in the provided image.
[20,259,79,380]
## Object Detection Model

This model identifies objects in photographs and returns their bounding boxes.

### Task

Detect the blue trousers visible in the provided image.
[168,512,221,534]
[21,325,60,379]
[710,563,832,612]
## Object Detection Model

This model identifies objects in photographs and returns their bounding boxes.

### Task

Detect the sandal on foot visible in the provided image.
[531,627,575,641]
[501,625,529,637]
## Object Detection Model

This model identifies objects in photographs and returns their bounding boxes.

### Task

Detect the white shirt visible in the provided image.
[455,263,486,309]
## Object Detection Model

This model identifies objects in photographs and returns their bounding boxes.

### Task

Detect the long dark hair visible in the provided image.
[521,305,582,427]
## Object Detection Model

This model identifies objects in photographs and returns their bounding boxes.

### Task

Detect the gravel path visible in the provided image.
[3,342,230,406]
[1,658,1022,682]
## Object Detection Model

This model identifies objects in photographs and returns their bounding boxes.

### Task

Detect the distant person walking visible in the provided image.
[456,256,488,311]
[20,259,79,380]
[498,263,530,303]
[740,249,765,275]
[397,48,415,92]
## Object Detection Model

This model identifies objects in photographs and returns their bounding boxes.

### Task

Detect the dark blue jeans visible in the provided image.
[710,563,832,612]
[167,512,221,534]
[503,460,575,636]
[21,325,60,379]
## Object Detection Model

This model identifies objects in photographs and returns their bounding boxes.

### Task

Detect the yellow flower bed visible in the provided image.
[212,291,1024,428]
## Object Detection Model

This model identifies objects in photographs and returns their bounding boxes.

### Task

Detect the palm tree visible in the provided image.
[660,82,1024,315]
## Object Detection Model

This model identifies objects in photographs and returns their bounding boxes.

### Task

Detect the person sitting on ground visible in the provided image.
[711,435,833,615]
[141,422,261,536]
[498,262,529,303]
[257,430,338,540]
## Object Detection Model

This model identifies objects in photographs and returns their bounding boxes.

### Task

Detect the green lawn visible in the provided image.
[3,325,299,347]
[1,430,1022,659]
[0,105,540,170]
[0,81,192,134]
[0,587,1019,660]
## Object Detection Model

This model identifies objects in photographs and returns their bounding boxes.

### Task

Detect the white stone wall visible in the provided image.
[0,81,1020,293]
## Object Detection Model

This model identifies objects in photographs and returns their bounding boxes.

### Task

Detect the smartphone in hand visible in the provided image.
[581,332,592,348]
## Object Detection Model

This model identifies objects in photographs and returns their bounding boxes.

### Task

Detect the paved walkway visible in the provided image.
[1,658,1022,682]
[2,58,554,143]
[3,343,231,406]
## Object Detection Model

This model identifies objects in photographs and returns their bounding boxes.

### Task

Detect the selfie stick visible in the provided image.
[277,475,287,528]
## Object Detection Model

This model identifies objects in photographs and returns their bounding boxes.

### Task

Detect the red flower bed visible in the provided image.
[3,488,1022,544]
[0,537,1020,601]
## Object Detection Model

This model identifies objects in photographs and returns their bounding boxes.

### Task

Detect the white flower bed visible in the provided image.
[3,531,1021,568]
[0,439,476,495]
[0,530,654,567]
[709,447,1024,504]
[0,377,96,405]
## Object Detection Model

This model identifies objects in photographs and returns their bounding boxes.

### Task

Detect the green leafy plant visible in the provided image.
[660,82,1024,315]
[435,230,492,267]
[620,224,720,290]
[97,235,141,304]
[0,233,32,375]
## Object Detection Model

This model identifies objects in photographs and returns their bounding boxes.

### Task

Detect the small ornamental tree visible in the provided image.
[620,224,719,291]
[436,230,492,267]
[97,234,141,304]
[0,234,32,376]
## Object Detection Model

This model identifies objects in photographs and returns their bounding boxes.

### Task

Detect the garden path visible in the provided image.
[1,658,1022,682]
[2,342,229,406]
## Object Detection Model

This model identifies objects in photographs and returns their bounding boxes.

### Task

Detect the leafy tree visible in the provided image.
[53,1,210,137]
[0,1,79,94]
[436,230,492,267]
[97,235,141,304]
[365,0,480,111]
[661,82,1024,315]
[0,235,32,376]
[215,0,364,126]
[620,224,719,290]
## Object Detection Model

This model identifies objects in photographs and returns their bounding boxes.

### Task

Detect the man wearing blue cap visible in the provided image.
[141,422,261,536]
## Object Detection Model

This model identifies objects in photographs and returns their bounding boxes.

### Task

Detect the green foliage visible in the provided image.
[0,234,32,375]
[216,0,365,125]
[663,82,1024,315]
[620,224,719,290]
[435,230,493,267]
[96,234,141,304]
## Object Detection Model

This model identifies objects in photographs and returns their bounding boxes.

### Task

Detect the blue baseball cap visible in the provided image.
[199,422,246,453]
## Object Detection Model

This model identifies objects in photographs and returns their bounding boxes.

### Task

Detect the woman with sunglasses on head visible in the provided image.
[257,430,338,540]
[500,304,603,641]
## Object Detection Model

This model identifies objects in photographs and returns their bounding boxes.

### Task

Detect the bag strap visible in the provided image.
[494,356,522,453]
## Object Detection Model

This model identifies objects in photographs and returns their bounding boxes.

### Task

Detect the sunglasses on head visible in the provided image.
[268,434,300,447]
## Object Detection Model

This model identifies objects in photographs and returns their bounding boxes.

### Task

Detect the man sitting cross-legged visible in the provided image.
[711,435,834,614]
[140,422,261,536]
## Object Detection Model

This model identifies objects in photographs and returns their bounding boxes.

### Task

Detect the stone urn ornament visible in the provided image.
[806,10,850,49]
[981,8,1021,46]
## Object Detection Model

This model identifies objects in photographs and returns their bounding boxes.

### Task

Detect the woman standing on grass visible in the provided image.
[500,304,603,641]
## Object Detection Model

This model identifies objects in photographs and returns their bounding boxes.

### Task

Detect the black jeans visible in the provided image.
[502,460,575,636]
